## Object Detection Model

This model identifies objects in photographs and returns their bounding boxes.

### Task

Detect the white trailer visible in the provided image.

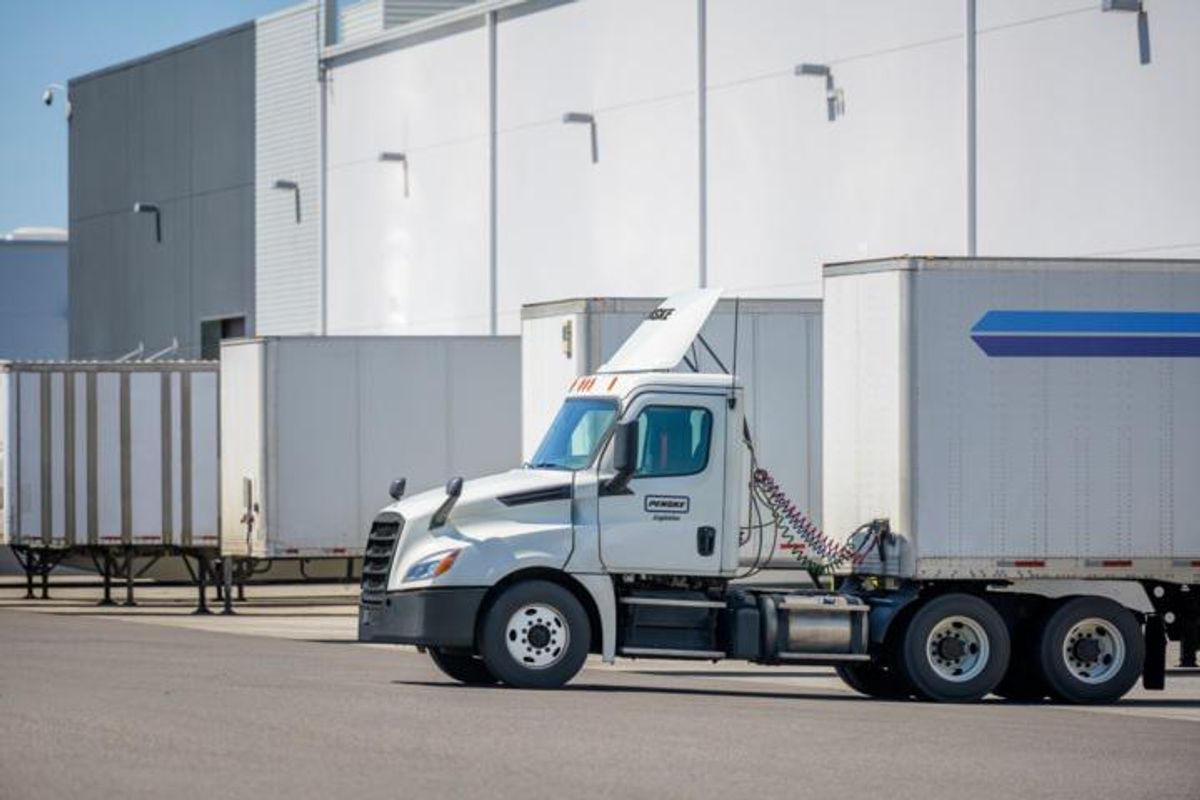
[521,297,821,569]
[219,336,521,561]
[1,360,219,601]
[358,261,1200,703]
[824,256,1200,585]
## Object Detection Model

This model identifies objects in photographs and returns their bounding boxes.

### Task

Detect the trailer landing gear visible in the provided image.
[12,547,67,601]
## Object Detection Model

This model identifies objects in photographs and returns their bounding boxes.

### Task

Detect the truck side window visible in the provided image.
[634,405,712,478]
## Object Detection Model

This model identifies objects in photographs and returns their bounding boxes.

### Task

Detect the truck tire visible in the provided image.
[897,593,1010,702]
[428,648,499,686]
[994,628,1049,702]
[835,662,909,700]
[1036,596,1143,704]
[479,580,590,689]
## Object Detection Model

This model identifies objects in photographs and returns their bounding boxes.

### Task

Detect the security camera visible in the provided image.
[42,88,53,106]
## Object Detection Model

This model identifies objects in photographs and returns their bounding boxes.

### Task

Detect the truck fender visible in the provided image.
[573,573,618,663]
[865,583,922,647]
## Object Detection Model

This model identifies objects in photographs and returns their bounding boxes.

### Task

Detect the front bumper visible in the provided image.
[358,587,488,647]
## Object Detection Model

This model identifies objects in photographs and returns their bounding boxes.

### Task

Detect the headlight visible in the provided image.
[403,549,461,583]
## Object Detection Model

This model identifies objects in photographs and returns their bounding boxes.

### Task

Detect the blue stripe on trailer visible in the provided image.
[972,310,1200,334]
[972,335,1200,357]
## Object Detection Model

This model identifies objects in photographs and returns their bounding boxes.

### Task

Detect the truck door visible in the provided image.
[597,392,726,575]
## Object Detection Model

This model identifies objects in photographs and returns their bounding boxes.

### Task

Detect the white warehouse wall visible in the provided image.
[320,0,1200,335]
[496,0,700,332]
[325,23,490,335]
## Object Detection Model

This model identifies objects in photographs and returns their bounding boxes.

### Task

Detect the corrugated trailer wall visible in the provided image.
[824,257,1200,583]
[0,361,219,549]
[521,297,821,569]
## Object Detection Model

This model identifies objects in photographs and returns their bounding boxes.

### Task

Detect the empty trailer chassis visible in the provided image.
[8,545,362,613]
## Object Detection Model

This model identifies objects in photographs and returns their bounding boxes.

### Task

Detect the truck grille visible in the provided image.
[360,513,404,604]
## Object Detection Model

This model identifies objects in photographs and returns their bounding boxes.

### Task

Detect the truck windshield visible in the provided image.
[529,398,617,470]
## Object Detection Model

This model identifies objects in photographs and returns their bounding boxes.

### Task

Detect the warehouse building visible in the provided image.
[68,0,1200,354]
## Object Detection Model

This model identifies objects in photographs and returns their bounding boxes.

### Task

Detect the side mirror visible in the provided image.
[388,477,406,501]
[611,420,640,479]
[430,476,464,532]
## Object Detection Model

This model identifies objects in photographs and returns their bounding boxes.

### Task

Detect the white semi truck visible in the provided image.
[359,257,1200,703]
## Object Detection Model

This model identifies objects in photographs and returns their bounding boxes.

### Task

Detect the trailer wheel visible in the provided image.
[479,580,590,689]
[835,662,909,700]
[898,593,1010,702]
[428,648,499,686]
[1037,597,1143,704]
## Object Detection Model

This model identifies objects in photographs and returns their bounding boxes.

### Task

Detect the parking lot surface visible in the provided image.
[2,583,1198,800]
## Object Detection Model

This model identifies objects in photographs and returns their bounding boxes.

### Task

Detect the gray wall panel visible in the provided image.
[0,243,68,360]
[69,24,255,360]
[192,186,255,324]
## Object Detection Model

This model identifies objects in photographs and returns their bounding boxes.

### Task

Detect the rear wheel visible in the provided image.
[994,625,1049,702]
[479,580,590,689]
[428,648,498,685]
[897,593,1010,702]
[1037,597,1143,704]
[835,662,909,699]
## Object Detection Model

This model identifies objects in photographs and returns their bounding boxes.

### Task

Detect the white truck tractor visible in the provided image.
[359,264,1200,703]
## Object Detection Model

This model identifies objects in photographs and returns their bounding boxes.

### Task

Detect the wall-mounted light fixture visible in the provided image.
[273,179,301,223]
[1101,0,1150,65]
[42,82,72,120]
[794,63,844,122]
[562,112,598,163]
[132,202,161,242]
[379,152,409,197]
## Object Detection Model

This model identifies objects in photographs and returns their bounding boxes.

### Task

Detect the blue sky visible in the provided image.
[0,0,302,235]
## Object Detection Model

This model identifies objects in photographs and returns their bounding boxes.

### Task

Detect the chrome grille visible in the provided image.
[360,513,403,604]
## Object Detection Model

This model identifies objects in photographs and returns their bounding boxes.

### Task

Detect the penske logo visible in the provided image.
[644,495,690,514]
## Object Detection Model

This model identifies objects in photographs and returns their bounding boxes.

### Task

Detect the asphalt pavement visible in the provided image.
[2,607,1198,800]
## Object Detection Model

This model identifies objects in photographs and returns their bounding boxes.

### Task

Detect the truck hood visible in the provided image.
[381,468,576,591]
[388,468,572,526]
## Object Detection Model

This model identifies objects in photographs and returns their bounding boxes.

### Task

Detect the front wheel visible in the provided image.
[428,648,499,685]
[479,580,591,689]
[1037,597,1143,704]
[897,593,1011,702]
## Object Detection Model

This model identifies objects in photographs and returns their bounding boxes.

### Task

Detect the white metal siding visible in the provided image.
[255,5,322,335]
[382,0,481,27]
[339,0,383,43]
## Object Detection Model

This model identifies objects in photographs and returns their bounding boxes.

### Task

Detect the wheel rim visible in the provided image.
[505,602,569,669]
[1061,617,1126,684]
[925,615,990,683]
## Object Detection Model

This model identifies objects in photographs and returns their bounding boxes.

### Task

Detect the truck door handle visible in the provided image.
[697,526,716,557]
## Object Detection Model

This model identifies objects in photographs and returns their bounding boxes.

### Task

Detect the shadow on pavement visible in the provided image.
[390,679,885,703]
